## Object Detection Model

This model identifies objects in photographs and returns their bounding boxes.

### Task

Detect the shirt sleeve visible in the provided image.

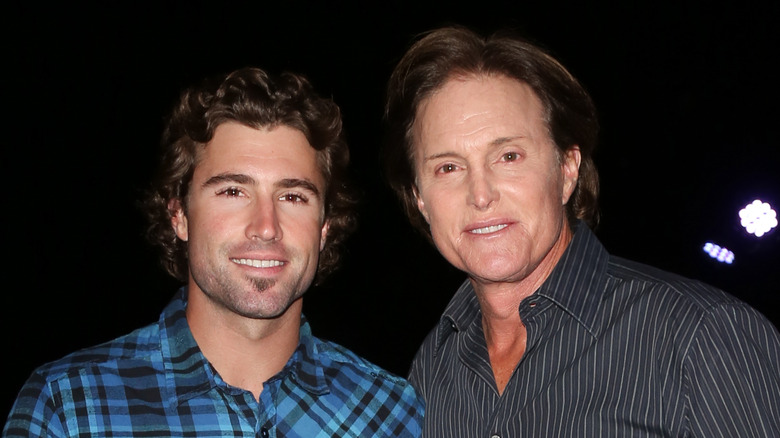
[3,371,67,438]
[682,302,780,437]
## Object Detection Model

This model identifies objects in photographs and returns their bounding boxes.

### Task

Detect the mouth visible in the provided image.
[231,258,285,268]
[468,224,509,235]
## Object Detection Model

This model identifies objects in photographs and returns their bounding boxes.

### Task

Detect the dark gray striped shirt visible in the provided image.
[409,222,780,437]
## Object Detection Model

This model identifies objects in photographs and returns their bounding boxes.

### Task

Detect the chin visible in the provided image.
[465,263,527,284]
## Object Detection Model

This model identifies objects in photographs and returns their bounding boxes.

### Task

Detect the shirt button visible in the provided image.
[260,427,269,438]
[491,434,501,438]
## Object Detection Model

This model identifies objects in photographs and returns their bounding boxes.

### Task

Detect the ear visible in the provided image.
[413,185,430,224]
[169,199,189,241]
[319,220,330,251]
[561,146,581,205]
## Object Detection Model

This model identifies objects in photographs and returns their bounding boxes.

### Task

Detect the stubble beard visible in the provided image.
[250,277,276,293]
[193,264,294,320]
[189,242,314,320]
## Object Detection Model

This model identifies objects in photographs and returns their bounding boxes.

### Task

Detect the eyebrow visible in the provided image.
[277,178,321,197]
[422,136,523,163]
[202,173,255,188]
[202,173,321,197]
[490,136,523,147]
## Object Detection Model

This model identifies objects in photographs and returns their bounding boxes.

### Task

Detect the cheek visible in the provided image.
[193,213,227,237]
[423,196,463,242]
[531,166,566,207]
[419,190,441,220]
[284,214,327,246]
[187,207,240,247]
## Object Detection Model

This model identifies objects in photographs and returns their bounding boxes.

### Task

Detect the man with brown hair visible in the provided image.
[5,67,423,437]
[384,26,779,437]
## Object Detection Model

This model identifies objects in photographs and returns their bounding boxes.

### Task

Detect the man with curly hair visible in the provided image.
[4,67,423,437]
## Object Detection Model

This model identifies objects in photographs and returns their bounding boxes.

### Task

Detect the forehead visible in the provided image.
[413,74,549,145]
[196,122,325,186]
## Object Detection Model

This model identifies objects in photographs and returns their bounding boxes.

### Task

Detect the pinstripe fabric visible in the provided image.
[4,288,424,437]
[409,222,780,437]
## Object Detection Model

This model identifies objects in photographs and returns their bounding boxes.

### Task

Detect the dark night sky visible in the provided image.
[4,1,779,420]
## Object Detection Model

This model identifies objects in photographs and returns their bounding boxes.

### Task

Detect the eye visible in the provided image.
[502,151,520,162]
[279,192,309,203]
[436,163,458,174]
[217,187,244,197]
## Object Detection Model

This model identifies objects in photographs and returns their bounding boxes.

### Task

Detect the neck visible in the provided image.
[477,288,527,395]
[186,291,302,401]
[472,220,573,331]
[476,283,527,353]
[471,223,573,394]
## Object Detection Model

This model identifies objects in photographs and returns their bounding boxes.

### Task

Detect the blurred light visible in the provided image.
[703,242,735,264]
[738,200,777,237]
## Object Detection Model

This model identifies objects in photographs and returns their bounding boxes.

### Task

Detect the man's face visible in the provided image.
[412,75,580,287]
[171,122,328,319]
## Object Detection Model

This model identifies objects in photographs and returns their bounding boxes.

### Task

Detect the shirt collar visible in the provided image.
[438,221,609,344]
[435,281,480,355]
[283,317,329,395]
[158,287,329,409]
[534,221,610,336]
[158,287,213,408]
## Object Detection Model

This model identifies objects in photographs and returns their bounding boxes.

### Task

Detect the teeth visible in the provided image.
[232,258,284,268]
[470,224,507,234]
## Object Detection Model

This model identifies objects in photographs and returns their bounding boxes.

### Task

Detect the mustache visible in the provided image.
[230,240,289,257]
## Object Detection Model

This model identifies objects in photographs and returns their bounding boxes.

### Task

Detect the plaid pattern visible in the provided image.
[4,288,423,437]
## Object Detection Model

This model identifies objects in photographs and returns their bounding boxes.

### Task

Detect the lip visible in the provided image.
[229,251,288,270]
[464,218,514,236]
[231,258,286,268]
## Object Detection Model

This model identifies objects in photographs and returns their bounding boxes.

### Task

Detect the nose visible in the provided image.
[467,167,499,210]
[246,198,282,242]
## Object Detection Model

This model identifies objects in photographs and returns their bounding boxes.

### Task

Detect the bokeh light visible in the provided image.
[739,200,777,237]
[703,242,735,264]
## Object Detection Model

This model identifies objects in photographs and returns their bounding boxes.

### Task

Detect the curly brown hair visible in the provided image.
[384,26,600,238]
[143,67,358,285]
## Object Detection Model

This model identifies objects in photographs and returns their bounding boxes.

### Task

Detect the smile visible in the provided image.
[469,224,508,234]
[231,258,285,268]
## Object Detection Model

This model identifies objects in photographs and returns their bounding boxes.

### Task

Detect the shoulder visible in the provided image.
[309,337,425,435]
[19,322,161,398]
[5,323,162,435]
[313,336,416,389]
[408,280,476,380]
[606,255,747,312]
[311,336,424,408]
[604,256,779,349]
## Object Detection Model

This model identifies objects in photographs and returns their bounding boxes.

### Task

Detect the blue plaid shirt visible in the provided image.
[4,288,424,437]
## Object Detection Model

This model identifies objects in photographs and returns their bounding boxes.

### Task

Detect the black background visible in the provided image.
[4,1,779,421]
